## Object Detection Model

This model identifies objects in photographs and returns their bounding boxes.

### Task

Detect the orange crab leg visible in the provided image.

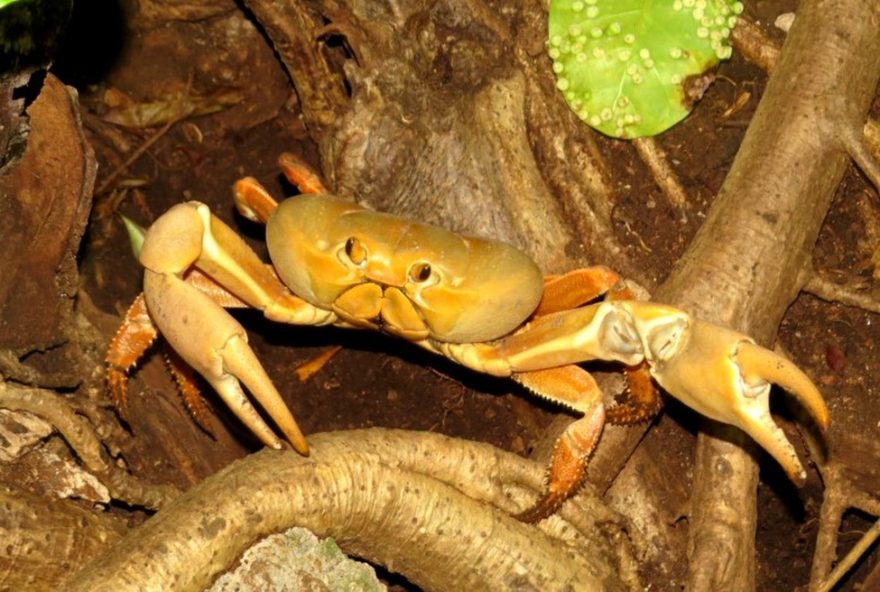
[279,151,328,195]
[605,365,663,425]
[233,152,328,225]
[513,365,605,522]
[164,348,215,436]
[233,178,279,224]
[533,268,663,424]
[106,293,158,417]
[535,266,622,316]
[505,269,661,521]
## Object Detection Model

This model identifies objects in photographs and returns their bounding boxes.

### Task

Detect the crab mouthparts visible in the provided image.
[332,283,431,340]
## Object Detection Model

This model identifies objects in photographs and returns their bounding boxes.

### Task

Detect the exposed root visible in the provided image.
[817,515,880,592]
[810,459,880,591]
[804,274,880,315]
[0,483,130,591]
[0,381,180,509]
[730,15,781,73]
[841,124,880,192]
[65,429,642,592]
[733,14,880,192]
[632,137,689,216]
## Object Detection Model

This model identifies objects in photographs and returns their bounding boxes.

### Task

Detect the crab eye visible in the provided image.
[409,262,434,283]
[342,236,367,266]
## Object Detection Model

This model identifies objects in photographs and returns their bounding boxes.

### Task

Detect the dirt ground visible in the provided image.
[6,0,878,589]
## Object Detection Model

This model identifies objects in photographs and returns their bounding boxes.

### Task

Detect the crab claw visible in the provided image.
[618,302,829,485]
[142,269,309,455]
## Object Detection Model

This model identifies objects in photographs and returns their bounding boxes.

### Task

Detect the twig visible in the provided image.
[730,15,781,73]
[804,274,880,314]
[94,115,186,196]
[811,460,880,589]
[841,124,880,192]
[818,515,880,592]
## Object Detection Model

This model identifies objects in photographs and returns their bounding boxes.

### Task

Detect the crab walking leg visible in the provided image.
[137,202,338,453]
[535,268,662,423]
[278,152,329,194]
[233,178,279,224]
[233,152,328,225]
[512,366,606,523]
[106,294,159,416]
[534,266,622,316]
[164,348,214,435]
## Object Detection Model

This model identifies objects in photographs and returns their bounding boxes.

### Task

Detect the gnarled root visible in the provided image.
[66,429,642,592]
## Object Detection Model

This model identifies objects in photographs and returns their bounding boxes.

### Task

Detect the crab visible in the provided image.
[107,153,829,521]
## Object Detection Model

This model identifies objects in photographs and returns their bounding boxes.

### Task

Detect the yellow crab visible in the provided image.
[107,153,829,521]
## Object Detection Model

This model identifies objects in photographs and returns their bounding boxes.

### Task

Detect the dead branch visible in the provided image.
[65,429,640,592]
[804,274,880,314]
[632,137,688,213]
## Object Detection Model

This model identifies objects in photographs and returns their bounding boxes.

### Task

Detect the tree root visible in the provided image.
[804,274,880,315]
[0,381,180,509]
[733,14,880,194]
[0,483,130,591]
[817,513,880,592]
[655,2,880,589]
[65,429,641,592]
[632,137,688,215]
[810,457,880,590]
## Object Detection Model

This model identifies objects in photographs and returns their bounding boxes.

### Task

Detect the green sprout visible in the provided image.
[548,0,743,138]
[121,215,146,258]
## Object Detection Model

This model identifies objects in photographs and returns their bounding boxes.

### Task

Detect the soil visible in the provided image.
[16,0,878,590]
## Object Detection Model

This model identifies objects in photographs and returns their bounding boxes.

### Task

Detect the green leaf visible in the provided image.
[548,0,743,138]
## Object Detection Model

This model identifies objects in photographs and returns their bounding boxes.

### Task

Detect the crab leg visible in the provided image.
[233,152,327,224]
[163,348,214,435]
[537,271,662,424]
[513,365,606,522]
[435,269,661,522]
[107,293,158,416]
